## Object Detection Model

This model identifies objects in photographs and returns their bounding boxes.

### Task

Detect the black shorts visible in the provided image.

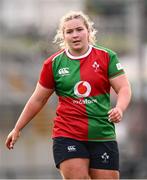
[53,137,119,170]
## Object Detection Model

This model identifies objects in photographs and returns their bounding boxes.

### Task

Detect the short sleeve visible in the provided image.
[38,59,55,89]
[108,52,125,79]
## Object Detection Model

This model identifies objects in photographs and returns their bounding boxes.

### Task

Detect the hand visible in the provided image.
[5,129,20,150]
[108,107,123,123]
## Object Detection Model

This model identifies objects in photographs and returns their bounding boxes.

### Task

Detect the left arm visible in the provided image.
[108,74,132,123]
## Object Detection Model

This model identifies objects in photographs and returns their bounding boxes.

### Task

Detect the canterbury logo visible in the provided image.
[67,145,76,152]
[58,68,69,76]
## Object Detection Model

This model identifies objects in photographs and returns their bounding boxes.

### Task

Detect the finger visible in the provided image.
[112,116,122,123]
[108,108,117,116]
[10,142,14,149]
[108,109,114,114]
[108,114,121,123]
[109,108,121,118]
[108,109,115,122]
[5,136,16,150]
[108,118,112,122]
[109,113,120,119]
[10,139,16,149]
[5,138,11,149]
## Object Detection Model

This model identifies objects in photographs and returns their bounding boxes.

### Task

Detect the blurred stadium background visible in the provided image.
[0,0,147,179]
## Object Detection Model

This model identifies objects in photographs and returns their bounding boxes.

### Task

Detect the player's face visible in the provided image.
[63,18,89,56]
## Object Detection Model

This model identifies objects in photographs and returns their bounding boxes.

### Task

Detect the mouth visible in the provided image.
[72,40,81,44]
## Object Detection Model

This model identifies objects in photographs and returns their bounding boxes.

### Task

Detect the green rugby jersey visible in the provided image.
[39,45,124,141]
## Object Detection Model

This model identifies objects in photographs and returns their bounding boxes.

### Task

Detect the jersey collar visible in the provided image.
[65,45,92,60]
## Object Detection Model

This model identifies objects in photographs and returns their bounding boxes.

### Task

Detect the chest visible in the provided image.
[53,55,109,94]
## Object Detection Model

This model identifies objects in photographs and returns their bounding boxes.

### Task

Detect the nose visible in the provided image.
[72,30,78,38]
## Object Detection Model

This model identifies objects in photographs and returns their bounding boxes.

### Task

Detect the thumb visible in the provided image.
[108,108,113,114]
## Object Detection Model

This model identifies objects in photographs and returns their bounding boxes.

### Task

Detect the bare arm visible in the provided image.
[108,74,132,123]
[5,83,54,149]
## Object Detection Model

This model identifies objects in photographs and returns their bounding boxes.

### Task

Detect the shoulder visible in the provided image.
[44,49,65,65]
[92,45,117,57]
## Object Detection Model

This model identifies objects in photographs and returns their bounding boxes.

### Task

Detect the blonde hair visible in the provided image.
[53,11,97,49]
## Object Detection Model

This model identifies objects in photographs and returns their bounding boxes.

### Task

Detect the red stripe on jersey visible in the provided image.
[52,96,88,140]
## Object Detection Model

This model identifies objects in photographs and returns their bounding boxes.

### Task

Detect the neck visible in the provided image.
[68,45,89,57]
[65,45,92,60]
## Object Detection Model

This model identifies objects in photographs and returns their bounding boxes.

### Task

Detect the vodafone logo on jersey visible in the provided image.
[74,81,91,97]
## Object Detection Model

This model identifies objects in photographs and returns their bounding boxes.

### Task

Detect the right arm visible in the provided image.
[5,83,54,149]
